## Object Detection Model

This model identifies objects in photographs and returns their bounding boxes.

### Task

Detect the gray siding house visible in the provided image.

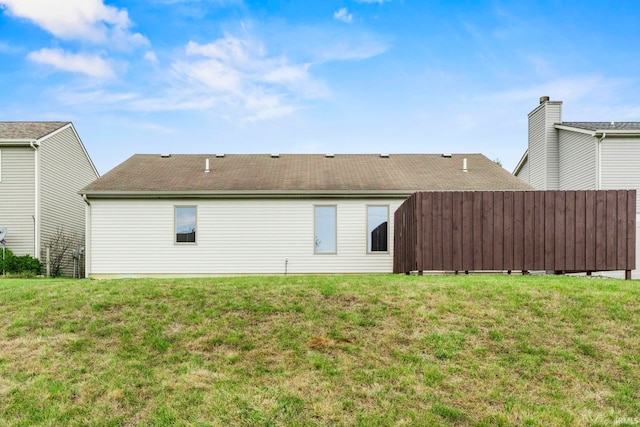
[81,153,532,278]
[0,122,99,274]
[514,97,640,278]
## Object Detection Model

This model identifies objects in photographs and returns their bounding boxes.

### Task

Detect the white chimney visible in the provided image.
[463,158,468,172]
[205,158,210,173]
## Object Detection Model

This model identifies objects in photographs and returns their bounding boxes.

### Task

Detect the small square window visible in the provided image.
[175,206,196,243]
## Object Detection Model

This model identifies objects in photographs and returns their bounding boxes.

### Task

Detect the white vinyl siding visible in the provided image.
[39,126,98,271]
[600,138,640,212]
[527,101,561,190]
[88,198,404,276]
[599,138,640,279]
[558,130,597,190]
[0,147,35,256]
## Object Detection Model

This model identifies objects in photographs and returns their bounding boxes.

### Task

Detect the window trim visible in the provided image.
[174,205,197,245]
[366,205,389,254]
[314,204,337,254]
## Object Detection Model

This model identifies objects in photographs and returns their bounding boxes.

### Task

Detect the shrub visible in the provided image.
[0,248,41,276]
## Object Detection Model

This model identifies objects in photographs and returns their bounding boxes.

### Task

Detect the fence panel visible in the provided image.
[393,190,636,278]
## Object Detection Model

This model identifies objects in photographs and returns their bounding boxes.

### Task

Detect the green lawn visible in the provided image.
[0,274,638,426]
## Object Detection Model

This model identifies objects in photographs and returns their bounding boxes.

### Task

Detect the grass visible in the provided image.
[0,274,638,426]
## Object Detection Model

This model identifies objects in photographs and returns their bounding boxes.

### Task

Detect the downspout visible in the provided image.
[29,141,40,258]
[82,194,91,278]
[596,132,606,190]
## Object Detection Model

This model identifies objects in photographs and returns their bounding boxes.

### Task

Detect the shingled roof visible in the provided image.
[0,122,70,140]
[82,153,532,197]
[560,122,640,131]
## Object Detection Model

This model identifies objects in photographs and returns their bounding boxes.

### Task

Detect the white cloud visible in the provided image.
[488,75,626,104]
[27,48,115,79]
[334,8,353,24]
[144,50,159,64]
[166,35,326,120]
[0,0,147,48]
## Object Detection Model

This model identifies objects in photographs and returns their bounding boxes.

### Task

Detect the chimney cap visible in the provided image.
[539,96,550,104]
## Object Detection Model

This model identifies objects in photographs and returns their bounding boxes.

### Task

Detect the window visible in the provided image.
[368,205,388,252]
[175,206,196,243]
[314,205,336,253]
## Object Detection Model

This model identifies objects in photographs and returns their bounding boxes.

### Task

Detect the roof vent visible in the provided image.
[463,158,468,172]
[216,153,225,158]
[442,153,452,158]
[271,153,280,158]
[325,154,334,158]
[380,153,389,158]
[205,158,210,173]
[160,153,171,158]
[611,121,615,126]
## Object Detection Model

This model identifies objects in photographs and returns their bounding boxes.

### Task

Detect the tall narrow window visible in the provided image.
[315,205,336,253]
[175,206,196,243]
[368,206,388,252]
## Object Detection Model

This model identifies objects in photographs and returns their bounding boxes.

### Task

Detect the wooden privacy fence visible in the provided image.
[393,190,636,279]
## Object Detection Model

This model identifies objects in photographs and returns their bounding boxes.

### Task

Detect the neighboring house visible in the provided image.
[80,153,531,278]
[0,122,99,275]
[514,97,640,278]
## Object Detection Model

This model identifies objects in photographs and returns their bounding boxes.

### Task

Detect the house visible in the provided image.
[80,153,532,278]
[514,97,640,278]
[0,122,99,275]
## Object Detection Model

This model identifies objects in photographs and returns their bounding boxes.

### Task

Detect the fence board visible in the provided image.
[534,192,546,270]
[575,191,586,271]
[473,193,483,271]
[565,191,576,271]
[451,192,464,271]
[555,191,566,270]
[462,192,474,269]
[523,191,535,269]
[513,191,524,270]
[394,190,635,277]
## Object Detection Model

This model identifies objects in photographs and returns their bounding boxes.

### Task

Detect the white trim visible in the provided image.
[554,124,595,135]
[0,149,2,182]
[513,150,528,176]
[84,196,91,278]
[32,143,41,258]
[596,134,604,190]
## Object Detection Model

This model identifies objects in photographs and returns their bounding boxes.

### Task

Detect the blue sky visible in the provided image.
[1,1,640,175]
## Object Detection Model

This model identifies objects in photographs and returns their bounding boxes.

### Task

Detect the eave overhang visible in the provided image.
[555,124,640,138]
[79,189,418,200]
[513,150,528,176]
[0,139,37,146]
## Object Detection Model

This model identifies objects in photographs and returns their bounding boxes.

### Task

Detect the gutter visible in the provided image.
[595,132,607,191]
[79,189,420,200]
[82,194,91,278]
[29,141,41,258]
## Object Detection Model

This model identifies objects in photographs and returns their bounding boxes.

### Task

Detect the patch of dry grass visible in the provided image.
[0,274,638,426]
